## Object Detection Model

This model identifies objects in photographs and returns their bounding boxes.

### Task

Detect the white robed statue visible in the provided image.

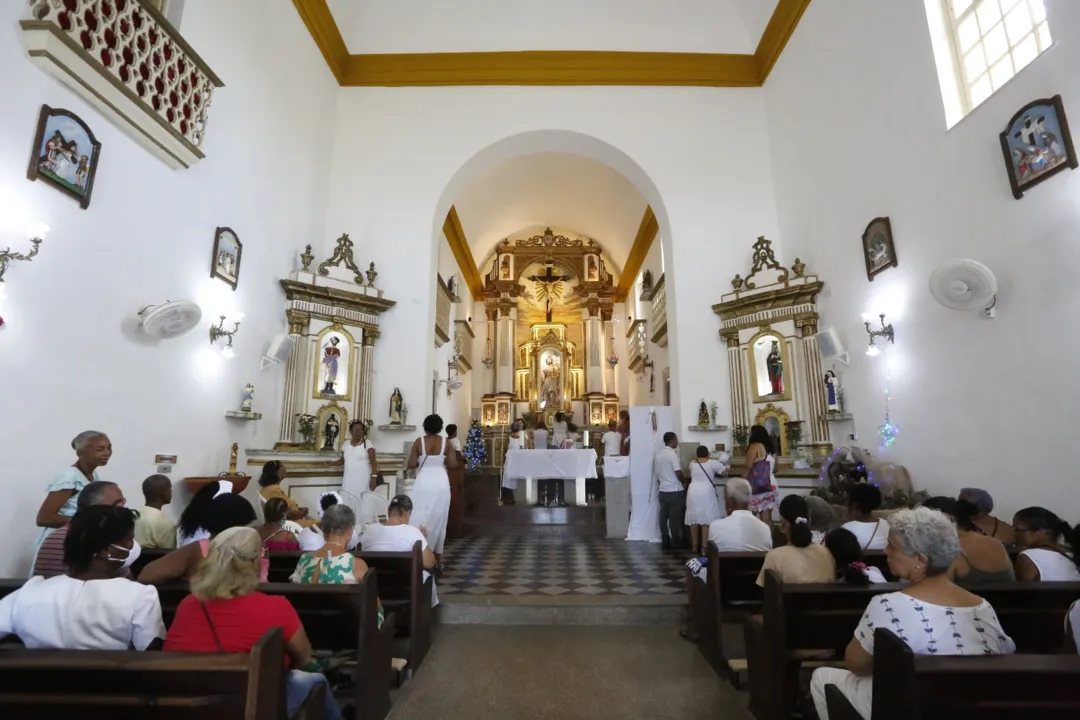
[540,356,561,408]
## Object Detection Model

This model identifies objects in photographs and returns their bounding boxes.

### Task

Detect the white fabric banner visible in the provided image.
[603,456,631,477]
[503,449,599,481]
[626,406,674,542]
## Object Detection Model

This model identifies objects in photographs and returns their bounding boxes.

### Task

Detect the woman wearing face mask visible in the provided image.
[0,505,164,650]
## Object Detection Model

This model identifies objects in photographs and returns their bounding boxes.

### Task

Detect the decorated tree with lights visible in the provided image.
[463,419,487,471]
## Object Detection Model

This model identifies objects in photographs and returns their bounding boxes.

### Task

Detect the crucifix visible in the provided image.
[528,264,571,322]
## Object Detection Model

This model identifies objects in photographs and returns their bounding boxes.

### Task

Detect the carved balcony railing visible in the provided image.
[454,319,474,373]
[21,0,224,169]
[435,275,453,347]
[650,274,668,348]
[627,319,647,372]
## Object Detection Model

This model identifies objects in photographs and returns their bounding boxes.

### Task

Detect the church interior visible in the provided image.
[2,0,1080,718]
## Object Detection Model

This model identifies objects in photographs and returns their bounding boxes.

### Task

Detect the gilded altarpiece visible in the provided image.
[713,238,830,458]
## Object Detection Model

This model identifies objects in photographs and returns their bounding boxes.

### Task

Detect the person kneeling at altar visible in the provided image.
[810,507,1016,720]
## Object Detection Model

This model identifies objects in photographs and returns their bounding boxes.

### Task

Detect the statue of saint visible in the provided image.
[323,414,340,450]
[389,387,404,424]
[698,400,710,427]
[825,370,841,412]
[540,355,561,408]
[766,341,783,395]
[321,336,342,394]
[241,383,255,413]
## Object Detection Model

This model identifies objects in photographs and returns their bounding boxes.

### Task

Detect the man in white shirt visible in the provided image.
[654,432,687,550]
[601,420,622,456]
[707,478,773,551]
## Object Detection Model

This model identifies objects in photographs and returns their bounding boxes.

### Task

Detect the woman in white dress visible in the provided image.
[406,414,457,560]
[501,421,524,506]
[328,420,379,513]
[685,446,726,554]
[551,412,568,448]
[1012,506,1080,581]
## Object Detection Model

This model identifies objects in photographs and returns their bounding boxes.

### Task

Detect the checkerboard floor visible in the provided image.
[438,536,688,596]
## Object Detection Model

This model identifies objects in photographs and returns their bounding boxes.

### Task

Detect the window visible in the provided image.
[933,0,1052,122]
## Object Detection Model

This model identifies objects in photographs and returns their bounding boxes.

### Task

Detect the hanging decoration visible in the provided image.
[877,363,899,450]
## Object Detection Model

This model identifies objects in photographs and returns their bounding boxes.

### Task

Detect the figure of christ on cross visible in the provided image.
[529,264,571,322]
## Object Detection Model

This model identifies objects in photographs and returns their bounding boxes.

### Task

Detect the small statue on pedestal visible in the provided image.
[241,383,255,413]
[389,387,404,424]
[698,400,710,428]
[825,370,841,413]
[323,413,340,450]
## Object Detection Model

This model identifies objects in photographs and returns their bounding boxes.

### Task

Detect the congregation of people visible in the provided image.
[2,424,449,719]
[674,425,1080,718]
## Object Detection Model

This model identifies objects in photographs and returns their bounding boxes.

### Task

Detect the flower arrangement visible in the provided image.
[296,413,317,446]
[732,424,749,448]
[784,420,804,453]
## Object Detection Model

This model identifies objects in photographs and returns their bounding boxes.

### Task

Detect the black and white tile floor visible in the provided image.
[438,536,687,596]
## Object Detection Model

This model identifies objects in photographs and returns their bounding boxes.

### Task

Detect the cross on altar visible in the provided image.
[529,264,571,322]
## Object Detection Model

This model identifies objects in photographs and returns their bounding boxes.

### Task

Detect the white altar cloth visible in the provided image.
[504,449,598,506]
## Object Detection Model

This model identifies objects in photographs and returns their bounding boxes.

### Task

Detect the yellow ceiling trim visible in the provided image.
[754,0,813,83]
[443,206,484,301]
[616,206,658,302]
[295,0,811,87]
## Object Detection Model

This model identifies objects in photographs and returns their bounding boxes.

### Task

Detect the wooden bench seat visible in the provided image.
[0,627,326,719]
[746,571,1080,720]
[825,628,1080,720]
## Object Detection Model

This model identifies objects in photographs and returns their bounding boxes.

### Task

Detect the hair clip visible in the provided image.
[795,517,808,524]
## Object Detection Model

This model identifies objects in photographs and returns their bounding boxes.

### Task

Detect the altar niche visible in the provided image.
[312,324,356,400]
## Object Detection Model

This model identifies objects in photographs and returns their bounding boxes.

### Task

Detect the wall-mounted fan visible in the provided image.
[138,301,202,339]
[929,259,998,318]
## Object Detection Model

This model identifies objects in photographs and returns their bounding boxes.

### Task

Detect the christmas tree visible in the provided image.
[463,419,487,471]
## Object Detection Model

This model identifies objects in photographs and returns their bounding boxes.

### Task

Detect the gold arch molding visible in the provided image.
[293,0,812,87]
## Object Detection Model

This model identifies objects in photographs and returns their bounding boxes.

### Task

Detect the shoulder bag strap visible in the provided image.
[863,520,881,550]
[200,601,226,653]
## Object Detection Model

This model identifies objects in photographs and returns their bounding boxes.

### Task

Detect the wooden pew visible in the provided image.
[687,546,893,682]
[825,628,1080,720]
[0,627,327,719]
[263,542,433,675]
[155,570,394,720]
[746,572,1080,720]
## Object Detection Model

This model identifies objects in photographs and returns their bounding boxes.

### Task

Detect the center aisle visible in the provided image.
[387,625,753,720]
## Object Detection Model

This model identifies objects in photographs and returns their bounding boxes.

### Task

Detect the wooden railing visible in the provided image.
[21,0,223,169]
[627,319,647,372]
[454,320,474,372]
[650,274,668,347]
[435,275,452,347]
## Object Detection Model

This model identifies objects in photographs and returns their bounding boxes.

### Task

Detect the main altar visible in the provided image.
[246,235,405,510]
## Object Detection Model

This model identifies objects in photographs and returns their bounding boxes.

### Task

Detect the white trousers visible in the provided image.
[810,667,872,720]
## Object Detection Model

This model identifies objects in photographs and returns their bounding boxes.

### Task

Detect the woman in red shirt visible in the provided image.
[164,527,340,720]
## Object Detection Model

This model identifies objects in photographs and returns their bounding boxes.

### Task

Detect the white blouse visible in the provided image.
[841,519,891,550]
[855,592,1015,657]
[0,575,164,650]
[1020,548,1080,581]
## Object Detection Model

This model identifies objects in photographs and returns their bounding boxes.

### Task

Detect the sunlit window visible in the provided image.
[944,0,1052,114]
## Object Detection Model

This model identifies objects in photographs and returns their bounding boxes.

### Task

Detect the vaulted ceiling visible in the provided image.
[452,153,649,273]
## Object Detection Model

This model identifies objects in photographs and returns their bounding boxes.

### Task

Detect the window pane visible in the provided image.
[1004,4,1033,43]
[989,56,1014,90]
[976,0,1002,30]
[1012,33,1038,70]
[983,22,1009,62]
[952,0,975,17]
[971,75,993,106]
[1030,0,1047,23]
[1036,21,1052,49]
[964,44,988,78]
[957,14,981,52]
[999,0,1022,11]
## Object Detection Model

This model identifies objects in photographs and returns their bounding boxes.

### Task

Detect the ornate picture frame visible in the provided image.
[999,94,1078,199]
[27,105,102,210]
[211,226,243,290]
[861,217,897,282]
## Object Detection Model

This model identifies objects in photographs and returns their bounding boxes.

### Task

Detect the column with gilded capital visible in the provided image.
[583,302,603,394]
[601,309,615,394]
[279,309,310,443]
[797,313,829,451]
[722,328,749,431]
[495,302,516,394]
[358,328,378,425]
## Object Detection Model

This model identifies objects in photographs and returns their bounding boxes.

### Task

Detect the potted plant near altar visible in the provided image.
[296,413,317,448]
[784,420,804,457]
[731,424,749,457]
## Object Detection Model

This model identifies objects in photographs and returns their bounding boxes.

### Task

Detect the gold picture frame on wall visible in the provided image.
[754,403,791,457]
[315,402,348,453]
[746,328,793,403]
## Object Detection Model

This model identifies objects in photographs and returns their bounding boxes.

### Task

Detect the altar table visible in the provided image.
[503,449,598,506]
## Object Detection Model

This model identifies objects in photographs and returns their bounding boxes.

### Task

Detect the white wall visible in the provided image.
[433,234,472,429]
[764,0,1080,521]
[320,87,782,452]
[0,0,338,574]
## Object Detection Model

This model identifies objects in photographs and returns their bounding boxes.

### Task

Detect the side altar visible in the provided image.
[246,235,405,508]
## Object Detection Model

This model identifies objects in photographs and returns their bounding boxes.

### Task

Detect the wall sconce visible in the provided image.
[864,313,894,357]
[0,226,47,283]
[209,314,242,357]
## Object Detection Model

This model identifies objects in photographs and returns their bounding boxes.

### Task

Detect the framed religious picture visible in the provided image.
[211,226,243,290]
[27,105,102,210]
[861,216,897,282]
[1000,95,1078,199]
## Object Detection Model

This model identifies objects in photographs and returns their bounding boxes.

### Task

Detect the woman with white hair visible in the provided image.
[32,431,112,563]
[165,527,341,720]
[810,507,1016,720]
